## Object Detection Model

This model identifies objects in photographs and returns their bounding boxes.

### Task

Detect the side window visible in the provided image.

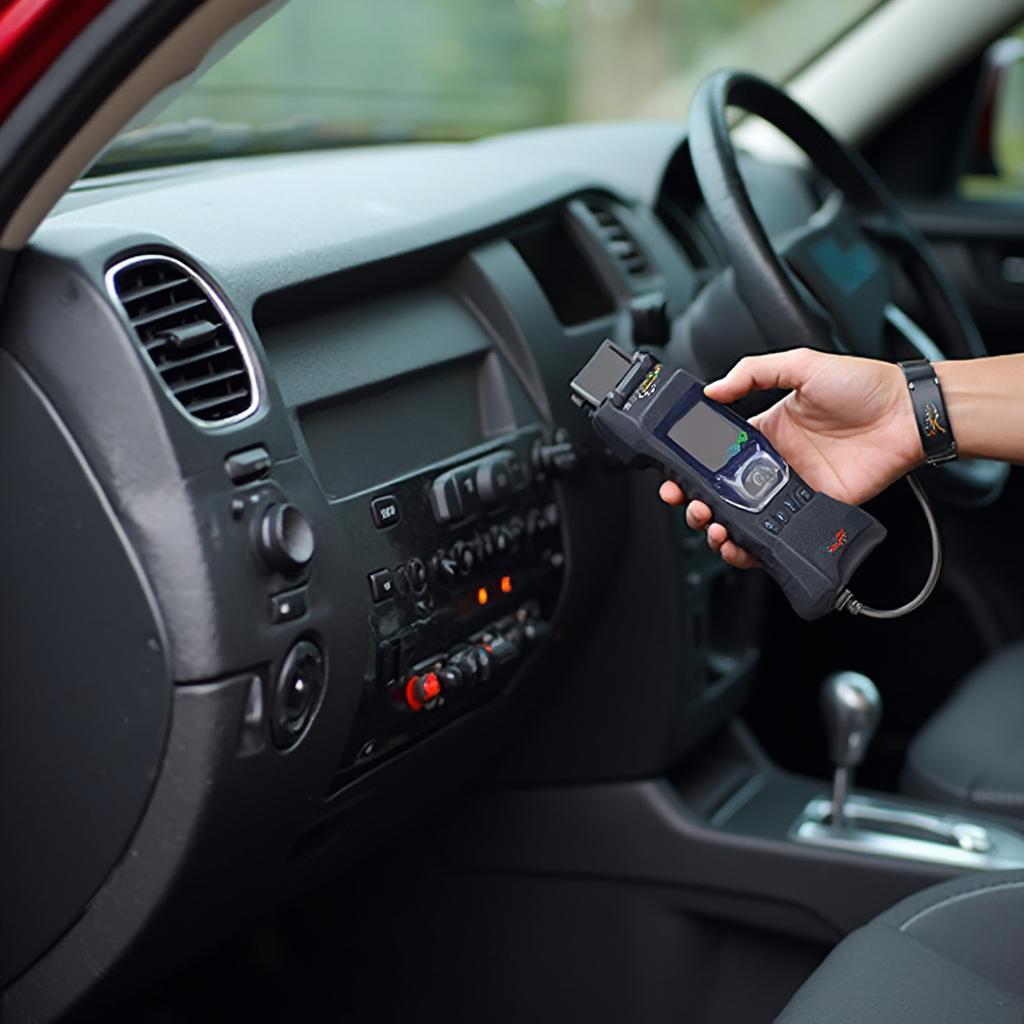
[959,28,1024,199]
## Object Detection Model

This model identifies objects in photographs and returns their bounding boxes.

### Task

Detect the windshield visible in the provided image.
[91,0,884,174]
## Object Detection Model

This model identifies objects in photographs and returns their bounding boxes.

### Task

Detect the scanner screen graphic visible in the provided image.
[667,401,751,472]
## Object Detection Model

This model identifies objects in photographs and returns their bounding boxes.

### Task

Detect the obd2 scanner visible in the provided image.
[571,340,890,621]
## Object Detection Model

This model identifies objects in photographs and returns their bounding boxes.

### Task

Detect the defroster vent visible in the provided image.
[582,199,651,280]
[106,254,259,426]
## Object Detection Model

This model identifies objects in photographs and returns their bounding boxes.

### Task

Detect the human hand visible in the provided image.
[660,348,921,568]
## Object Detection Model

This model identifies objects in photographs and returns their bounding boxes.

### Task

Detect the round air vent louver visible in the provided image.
[105,254,259,426]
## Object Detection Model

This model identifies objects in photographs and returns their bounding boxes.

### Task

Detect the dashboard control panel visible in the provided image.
[332,426,567,788]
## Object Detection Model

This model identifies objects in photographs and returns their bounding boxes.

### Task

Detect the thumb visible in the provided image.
[704,348,819,404]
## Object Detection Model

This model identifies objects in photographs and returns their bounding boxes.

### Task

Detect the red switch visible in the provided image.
[405,671,442,712]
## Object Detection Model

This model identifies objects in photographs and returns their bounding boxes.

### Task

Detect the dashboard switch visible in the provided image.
[407,557,427,593]
[437,664,463,696]
[256,503,315,575]
[225,445,271,484]
[451,540,475,575]
[370,494,401,529]
[488,636,519,664]
[450,648,478,688]
[269,585,308,624]
[473,644,494,682]
[475,453,515,508]
[491,525,511,555]
[405,671,442,712]
[368,568,395,603]
[531,438,578,478]
[430,549,458,584]
[428,472,463,524]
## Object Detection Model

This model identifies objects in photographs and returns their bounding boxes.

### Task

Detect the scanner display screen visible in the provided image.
[667,401,751,471]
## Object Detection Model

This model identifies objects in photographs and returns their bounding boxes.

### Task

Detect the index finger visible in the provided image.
[704,348,818,405]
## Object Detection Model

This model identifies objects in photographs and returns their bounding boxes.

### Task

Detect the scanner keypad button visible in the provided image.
[739,457,782,502]
[762,518,780,534]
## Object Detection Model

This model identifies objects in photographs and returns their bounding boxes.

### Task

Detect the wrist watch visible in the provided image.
[898,359,958,466]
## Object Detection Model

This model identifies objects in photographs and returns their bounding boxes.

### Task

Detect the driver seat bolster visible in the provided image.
[776,871,1024,1023]
[901,641,1024,817]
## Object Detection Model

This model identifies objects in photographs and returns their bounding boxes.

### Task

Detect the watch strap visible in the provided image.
[898,359,958,466]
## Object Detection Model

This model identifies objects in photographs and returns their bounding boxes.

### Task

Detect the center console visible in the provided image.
[248,268,585,798]
[332,427,565,788]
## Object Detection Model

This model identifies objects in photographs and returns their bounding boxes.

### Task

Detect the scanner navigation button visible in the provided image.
[740,457,782,501]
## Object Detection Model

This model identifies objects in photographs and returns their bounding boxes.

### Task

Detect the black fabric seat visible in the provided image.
[776,870,1024,1023]
[902,641,1024,818]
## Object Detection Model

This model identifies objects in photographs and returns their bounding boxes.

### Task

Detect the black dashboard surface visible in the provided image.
[51,123,688,293]
[1,120,795,1021]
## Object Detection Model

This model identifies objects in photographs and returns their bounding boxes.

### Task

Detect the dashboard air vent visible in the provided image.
[583,199,651,279]
[106,254,258,426]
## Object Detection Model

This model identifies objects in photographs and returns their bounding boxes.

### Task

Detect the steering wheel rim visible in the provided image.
[687,69,1006,507]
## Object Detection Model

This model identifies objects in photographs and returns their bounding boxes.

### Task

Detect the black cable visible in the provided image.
[834,473,941,619]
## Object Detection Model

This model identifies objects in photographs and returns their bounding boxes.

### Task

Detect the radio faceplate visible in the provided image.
[328,426,566,790]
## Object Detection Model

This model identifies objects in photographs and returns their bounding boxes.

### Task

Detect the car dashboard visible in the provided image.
[0,121,817,1020]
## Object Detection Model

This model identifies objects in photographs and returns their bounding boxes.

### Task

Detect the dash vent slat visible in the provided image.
[117,276,190,303]
[583,199,652,280]
[128,296,211,329]
[107,255,258,426]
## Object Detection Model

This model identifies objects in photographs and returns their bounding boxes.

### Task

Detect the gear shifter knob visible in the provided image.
[821,671,881,830]
[821,671,881,768]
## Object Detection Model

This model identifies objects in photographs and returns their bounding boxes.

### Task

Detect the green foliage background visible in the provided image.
[149,0,882,142]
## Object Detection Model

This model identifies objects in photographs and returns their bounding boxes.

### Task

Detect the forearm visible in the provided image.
[934,355,1024,464]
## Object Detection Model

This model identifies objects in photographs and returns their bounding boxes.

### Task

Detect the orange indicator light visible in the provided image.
[477,587,489,606]
[500,575,513,594]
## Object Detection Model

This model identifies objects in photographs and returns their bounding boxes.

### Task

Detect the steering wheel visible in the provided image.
[684,70,1007,508]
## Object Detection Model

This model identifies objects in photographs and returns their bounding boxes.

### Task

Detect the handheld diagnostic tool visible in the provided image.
[571,340,888,621]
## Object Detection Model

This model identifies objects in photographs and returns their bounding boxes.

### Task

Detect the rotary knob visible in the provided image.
[430,549,458,584]
[491,525,511,555]
[256,503,315,575]
[475,454,515,508]
[271,640,325,747]
[451,540,476,575]
[531,438,578,478]
[407,557,428,593]
[437,663,464,697]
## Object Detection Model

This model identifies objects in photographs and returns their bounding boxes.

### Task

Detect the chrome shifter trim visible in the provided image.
[789,794,1024,870]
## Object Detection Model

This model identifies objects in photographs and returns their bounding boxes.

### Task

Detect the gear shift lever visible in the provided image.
[821,672,881,829]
